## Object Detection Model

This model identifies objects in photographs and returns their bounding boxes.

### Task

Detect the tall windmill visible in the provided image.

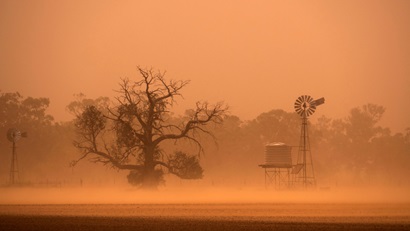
[293,95,325,188]
[6,128,27,185]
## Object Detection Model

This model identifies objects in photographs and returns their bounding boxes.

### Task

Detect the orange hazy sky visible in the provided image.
[1,0,409,132]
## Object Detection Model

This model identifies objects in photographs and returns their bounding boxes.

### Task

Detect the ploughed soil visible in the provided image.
[1,204,409,231]
[1,215,410,231]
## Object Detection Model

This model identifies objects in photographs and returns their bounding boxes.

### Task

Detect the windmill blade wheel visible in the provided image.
[294,95,316,117]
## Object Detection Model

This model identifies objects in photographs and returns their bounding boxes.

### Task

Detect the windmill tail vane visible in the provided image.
[311,97,325,107]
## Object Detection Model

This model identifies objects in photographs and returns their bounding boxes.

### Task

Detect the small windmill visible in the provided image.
[6,128,27,185]
[293,95,325,188]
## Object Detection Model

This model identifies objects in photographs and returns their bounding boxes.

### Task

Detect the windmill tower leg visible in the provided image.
[296,116,306,188]
[9,141,19,185]
[296,116,316,188]
[293,95,324,189]
[303,116,307,188]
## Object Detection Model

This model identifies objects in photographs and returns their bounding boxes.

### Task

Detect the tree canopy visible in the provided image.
[72,67,227,188]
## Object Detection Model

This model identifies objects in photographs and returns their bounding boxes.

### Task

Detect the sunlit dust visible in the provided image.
[1,0,410,230]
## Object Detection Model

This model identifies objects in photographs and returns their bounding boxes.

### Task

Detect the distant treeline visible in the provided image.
[1,91,409,187]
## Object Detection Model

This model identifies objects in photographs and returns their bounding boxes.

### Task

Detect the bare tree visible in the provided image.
[72,67,227,189]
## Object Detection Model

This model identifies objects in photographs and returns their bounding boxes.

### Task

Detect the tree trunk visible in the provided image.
[141,165,157,189]
[141,145,158,189]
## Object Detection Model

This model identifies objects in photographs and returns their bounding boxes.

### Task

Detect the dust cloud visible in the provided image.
[1,2,409,220]
[1,183,409,205]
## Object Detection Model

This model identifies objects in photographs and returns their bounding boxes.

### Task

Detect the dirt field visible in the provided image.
[0,203,409,231]
[1,214,409,231]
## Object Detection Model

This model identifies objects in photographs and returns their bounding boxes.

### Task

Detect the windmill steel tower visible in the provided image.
[6,128,27,185]
[293,95,325,188]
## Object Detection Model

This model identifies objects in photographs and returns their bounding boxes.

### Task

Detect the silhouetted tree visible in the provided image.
[310,103,410,186]
[72,67,227,189]
[346,104,385,144]
[66,93,110,116]
[0,91,54,129]
[244,109,300,145]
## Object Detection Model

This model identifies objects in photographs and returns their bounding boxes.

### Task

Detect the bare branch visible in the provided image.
[154,161,185,179]
[72,66,225,188]
[153,101,228,145]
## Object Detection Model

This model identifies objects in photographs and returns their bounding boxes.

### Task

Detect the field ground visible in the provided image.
[0,203,409,231]
[1,215,410,231]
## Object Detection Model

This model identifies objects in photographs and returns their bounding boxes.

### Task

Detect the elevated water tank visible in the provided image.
[263,142,292,168]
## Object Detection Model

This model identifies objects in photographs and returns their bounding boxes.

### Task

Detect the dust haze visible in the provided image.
[1,2,410,230]
[1,182,410,205]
